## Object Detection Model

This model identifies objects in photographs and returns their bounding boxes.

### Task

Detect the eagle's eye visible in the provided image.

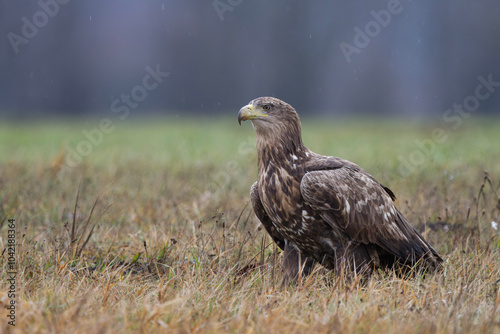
[262,104,272,112]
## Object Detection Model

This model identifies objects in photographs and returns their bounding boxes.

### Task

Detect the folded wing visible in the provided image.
[300,162,442,268]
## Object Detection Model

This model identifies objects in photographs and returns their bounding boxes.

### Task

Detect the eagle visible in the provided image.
[238,97,442,281]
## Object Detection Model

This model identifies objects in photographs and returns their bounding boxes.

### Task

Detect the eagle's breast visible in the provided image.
[258,153,326,253]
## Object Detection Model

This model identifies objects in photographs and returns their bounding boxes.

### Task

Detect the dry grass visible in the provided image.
[0,118,499,333]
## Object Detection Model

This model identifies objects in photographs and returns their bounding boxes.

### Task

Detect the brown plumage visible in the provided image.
[238,97,442,281]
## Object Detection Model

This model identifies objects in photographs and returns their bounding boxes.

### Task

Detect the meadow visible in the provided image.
[0,117,499,333]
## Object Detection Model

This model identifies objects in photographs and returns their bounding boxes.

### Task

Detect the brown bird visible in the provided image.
[238,97,442,281]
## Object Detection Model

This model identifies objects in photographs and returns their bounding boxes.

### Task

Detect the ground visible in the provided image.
[0,117,499,333]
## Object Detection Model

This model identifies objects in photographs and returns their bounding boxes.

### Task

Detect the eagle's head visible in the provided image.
[238,97,301,136]
[238,97,304,155]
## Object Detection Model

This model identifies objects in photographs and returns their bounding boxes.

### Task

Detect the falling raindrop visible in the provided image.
[89,16,92,21]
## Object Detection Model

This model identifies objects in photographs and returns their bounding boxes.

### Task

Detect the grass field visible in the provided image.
[1,117,499,333]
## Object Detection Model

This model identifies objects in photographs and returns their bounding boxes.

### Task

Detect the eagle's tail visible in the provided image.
[395,212,443,272]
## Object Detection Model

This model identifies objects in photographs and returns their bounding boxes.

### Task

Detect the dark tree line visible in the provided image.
[0,0,499,118]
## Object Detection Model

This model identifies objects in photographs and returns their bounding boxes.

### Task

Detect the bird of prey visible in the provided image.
[238,97,442,281]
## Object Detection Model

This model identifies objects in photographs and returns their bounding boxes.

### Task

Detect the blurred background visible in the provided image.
[0,0,499,119]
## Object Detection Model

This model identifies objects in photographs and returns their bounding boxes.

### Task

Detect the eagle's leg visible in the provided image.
[325,242,377,278]
[282,243,315,284]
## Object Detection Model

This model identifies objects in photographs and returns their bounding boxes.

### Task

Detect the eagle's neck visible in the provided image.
[254,120,307,172]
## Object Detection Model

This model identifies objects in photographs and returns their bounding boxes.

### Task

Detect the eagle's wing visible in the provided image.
[250,182,286,250]
[300,159,442,267]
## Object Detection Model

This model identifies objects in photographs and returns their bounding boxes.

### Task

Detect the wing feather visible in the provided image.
[300,163,442,266]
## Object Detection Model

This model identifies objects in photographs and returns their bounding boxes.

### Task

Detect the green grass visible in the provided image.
[0,117,499,333]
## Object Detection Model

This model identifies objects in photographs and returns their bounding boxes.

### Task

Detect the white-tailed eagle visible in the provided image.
[238,97,442,280]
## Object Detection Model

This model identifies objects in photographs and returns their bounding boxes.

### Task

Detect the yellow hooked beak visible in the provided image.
[238,104,268,125]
